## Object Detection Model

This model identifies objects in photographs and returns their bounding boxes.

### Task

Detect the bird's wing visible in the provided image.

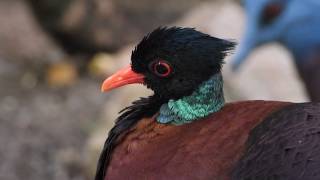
[95,95,164,180]
[232,103,320,180]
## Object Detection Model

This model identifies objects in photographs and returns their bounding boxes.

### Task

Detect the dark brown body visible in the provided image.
[106,101,289,180]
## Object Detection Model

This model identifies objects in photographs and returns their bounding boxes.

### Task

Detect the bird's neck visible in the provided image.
[157,73,225,125]
[283,34,320,64]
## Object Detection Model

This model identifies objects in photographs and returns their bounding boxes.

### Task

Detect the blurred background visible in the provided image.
[0,0,310,180]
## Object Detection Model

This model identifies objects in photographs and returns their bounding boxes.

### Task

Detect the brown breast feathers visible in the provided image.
[106,101,290,180]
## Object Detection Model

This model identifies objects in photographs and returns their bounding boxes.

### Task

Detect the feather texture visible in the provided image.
[232,103,320,180]
[105,101,288,180]
[95,95,165,180]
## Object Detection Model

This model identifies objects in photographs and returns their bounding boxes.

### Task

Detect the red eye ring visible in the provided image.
[152,60,172,77]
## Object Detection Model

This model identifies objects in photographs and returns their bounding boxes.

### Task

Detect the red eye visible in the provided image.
[152,60,172,77]
[261,4,283,25]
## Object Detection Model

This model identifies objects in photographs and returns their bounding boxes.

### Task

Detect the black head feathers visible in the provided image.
[97,28,235,179]
[131,27,236,100]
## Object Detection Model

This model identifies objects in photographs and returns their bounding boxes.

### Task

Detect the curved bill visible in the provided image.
[101,65,145,92]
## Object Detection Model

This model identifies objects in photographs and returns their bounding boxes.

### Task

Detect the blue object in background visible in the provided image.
[233,0,320,101]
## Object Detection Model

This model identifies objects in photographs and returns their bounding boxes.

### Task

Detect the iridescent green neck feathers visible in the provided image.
[157,73,225,125]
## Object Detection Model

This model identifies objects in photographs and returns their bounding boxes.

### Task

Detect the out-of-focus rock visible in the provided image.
[20,71,39,90]
[27,0,218,54]
[0,76,108,180]
[0,0,64,67]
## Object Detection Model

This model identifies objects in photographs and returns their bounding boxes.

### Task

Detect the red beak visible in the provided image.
[101,65,145,92]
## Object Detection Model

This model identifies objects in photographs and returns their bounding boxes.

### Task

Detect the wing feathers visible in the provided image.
[95,95,164,180]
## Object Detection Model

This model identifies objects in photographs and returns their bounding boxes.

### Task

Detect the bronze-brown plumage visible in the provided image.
[107,101,289,180]
[233,102,320,179]
[96,27,320,180]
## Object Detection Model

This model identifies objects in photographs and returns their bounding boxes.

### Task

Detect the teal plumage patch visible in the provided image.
[157,73,225,125]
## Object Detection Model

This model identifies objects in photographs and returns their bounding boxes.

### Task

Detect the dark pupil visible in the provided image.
[261,4,282,25]
[156,64,168,74]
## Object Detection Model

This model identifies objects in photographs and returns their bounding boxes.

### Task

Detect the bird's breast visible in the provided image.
[106,101,289,180]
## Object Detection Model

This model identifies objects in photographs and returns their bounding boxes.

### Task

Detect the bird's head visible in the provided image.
[232,0,320,70]
[101,27,235,101]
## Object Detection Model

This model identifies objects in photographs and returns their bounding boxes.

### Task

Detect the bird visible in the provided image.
[232,0,320,102]
[96,27,320,180]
